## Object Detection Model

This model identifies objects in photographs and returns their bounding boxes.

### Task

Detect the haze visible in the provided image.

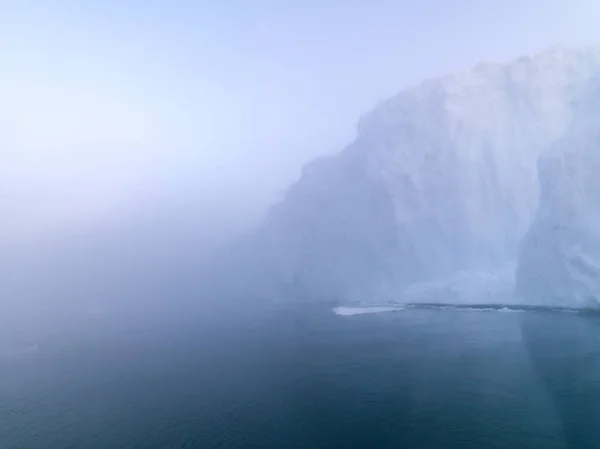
[2,0,600,335]
[3,1,600,237]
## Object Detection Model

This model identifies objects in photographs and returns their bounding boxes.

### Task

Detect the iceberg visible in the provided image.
[333,306,404,316]
[516,83,600,307]
[252,46,600,303]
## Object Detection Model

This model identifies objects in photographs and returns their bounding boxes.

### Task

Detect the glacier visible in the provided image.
[246,46,600,305]
[516,84,600,307]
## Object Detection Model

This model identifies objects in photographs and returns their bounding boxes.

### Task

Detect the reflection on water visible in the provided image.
[522,312,600,449]
[1,304,600,448]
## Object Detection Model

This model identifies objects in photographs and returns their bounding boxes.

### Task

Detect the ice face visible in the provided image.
[251,47,600,303]
[516,85,600,308]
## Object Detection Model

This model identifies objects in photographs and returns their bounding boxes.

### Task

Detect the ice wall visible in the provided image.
[516,86,600,307]
[257,47,600,302]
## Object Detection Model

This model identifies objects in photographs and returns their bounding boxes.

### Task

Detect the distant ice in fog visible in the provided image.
[332,303,592,317]
[246,46,600,308]
[516,82,600,307]
[332,305,527,316]
[400,265,515,305]
[333,307,404,316]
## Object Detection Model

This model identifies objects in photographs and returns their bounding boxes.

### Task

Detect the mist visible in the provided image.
[1,140,266,343]
[2,0,600,341]
[6,2,600,448]
[3,0,600,339]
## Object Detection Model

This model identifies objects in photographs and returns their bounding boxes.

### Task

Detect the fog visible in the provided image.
[6,4,600,449]
[3,1,600,341]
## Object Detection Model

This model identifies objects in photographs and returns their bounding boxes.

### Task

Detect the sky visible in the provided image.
[2,0,600,240]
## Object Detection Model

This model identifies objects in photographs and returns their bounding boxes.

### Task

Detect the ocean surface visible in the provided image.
[2,302,600,448]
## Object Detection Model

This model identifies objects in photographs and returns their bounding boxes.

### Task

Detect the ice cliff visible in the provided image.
[254,46,600,303]
[516,85,600,307]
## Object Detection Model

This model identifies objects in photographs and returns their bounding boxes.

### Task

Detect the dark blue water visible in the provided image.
[2,303,600,448]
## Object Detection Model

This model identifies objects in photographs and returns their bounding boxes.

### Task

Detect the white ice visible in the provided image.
[333,306,404,316]
[516,82,600,307]
[254,47,600,305]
